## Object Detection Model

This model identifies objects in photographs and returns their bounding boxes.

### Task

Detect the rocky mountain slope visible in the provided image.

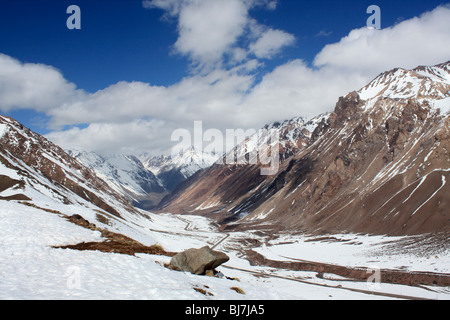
[69,150,168,210]
[0,114,143,219]
[159,61,450,236]
[141,147,219,192]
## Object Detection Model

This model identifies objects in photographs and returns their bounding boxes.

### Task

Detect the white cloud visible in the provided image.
[145,0,250,68]
[0,54,80,112]
[144,0,295,69]
[314,5,450,76]
[47,81,168,128]
[239,60,368,123]
[46,119,168,155]
[249,28,295,59]
[47,66,255,131]
[176,0,249,67]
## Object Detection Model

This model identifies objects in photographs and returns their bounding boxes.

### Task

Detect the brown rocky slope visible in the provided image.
[159,62,450,236]
[0,114,140,218]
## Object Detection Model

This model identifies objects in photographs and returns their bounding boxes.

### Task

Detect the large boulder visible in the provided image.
[169,246,230,275]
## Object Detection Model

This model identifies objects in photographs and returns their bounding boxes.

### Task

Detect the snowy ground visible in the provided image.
[0,200,449,300]
[0,201,282,300]
[255,233,450,274]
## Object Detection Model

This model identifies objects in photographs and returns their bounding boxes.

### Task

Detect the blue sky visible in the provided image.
[1,0,445,91]
[0,0,449,154]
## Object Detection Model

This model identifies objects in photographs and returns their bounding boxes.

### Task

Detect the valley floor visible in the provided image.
[0,200,449,300]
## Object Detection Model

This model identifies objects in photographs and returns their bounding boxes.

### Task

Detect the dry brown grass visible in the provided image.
[230,287,245,295]
[55,240,175,257]
[193,286,214,296]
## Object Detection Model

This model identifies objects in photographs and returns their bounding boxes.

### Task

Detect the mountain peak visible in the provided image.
[358,62,450,106]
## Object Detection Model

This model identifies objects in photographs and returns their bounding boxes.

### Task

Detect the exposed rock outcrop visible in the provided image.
[169,246,230,275]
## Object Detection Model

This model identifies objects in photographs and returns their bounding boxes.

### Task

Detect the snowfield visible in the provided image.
[0,124,7,139]
[0,201,286,300]
[255,233,450,274]
[1,200,449,300]
[432,96,450,114]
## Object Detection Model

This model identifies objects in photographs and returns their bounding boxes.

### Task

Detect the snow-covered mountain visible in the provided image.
[0,114,146,219]
[359,61,450,112]
[158,114,330,212]
[63,146,219,209]
[141,147,220,192]
[225,114,329,165]
[69,150,168,210]
[159,61,450,236]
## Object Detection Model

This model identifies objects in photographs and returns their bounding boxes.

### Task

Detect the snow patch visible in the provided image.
[256,233,450,274]
[0,124,8,139]
[0,159,21,181]
[431,96,450,114]
[411,175,446,217]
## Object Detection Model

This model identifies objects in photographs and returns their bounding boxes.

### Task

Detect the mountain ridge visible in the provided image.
[68,150,168,210]
[140,146,220,192]
[158,61,450,236]
[0,114,142,219]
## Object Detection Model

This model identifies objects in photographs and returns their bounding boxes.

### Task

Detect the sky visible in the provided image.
[0,0,449,155]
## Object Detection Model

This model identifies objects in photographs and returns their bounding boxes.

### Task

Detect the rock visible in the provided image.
[205,270,215,277]
[69,214,91,228]
[169,246,230,275]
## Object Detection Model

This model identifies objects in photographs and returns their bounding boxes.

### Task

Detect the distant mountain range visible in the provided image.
[67,147,219,209]
[68,150,167,210]
[140,146,219,192]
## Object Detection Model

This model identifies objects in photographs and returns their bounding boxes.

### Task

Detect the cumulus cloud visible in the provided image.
[175,0,249,67]
[314,5,450,75]
[144,0,295,69]
[47,66,255,131]
[239,60,368,122]
[249,28,296,59]
[144,0,248,68]
[46,119,169,155]
[0,54,81,112]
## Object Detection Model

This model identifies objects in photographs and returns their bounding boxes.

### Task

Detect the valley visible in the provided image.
[0,61,449,300]
[1,199,449,300]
